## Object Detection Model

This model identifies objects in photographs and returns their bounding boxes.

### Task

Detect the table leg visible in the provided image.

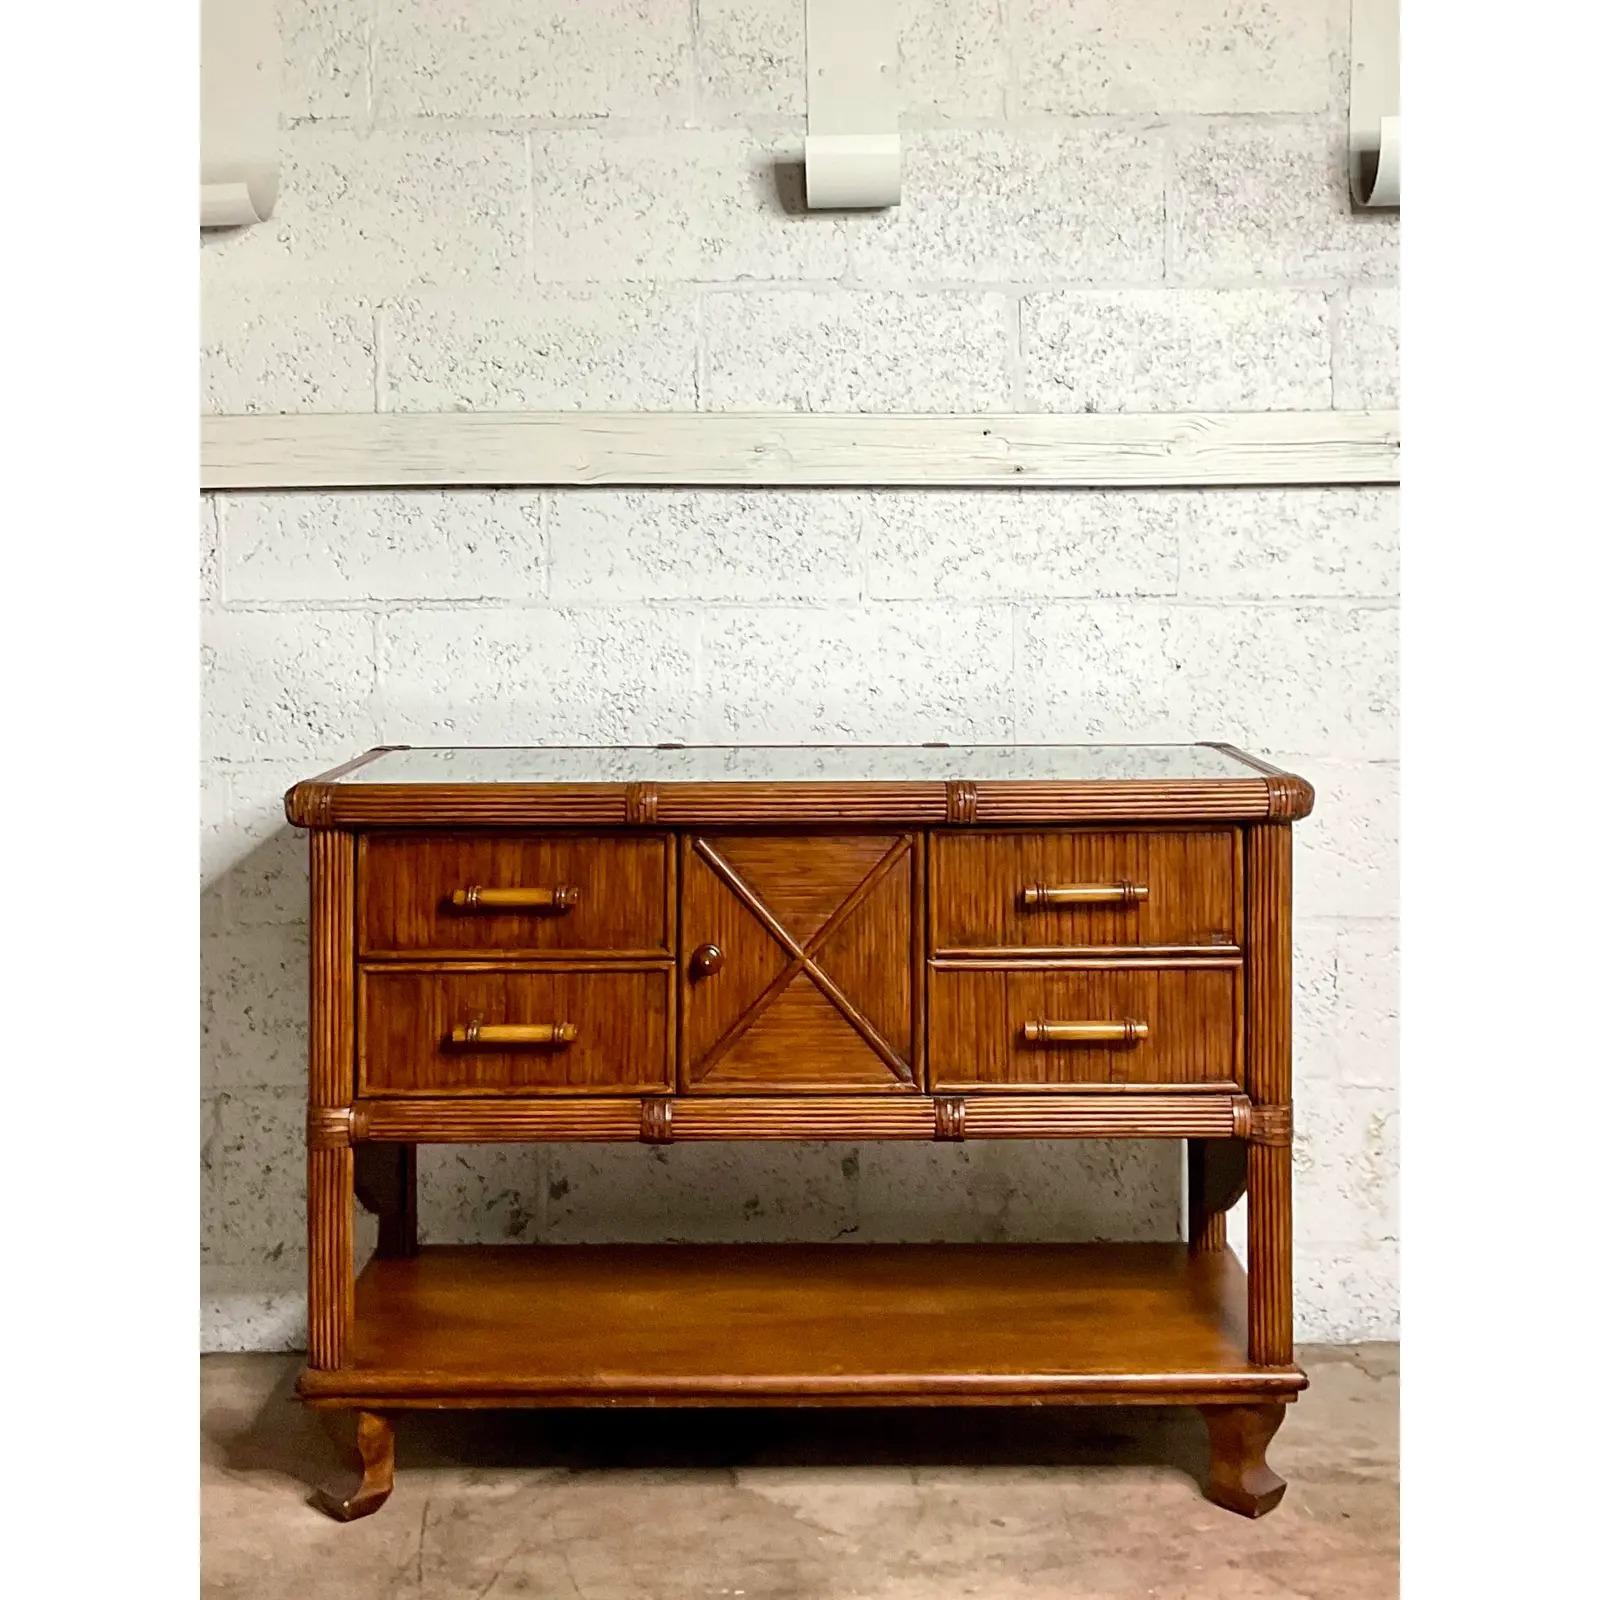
[1200,1403,1287,1517]
[311,1411,395,1522]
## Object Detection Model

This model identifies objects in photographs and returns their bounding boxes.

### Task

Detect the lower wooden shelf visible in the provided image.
[298,1242,1305,1409]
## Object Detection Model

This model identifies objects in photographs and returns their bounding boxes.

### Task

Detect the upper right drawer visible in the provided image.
[930,828,1239,954]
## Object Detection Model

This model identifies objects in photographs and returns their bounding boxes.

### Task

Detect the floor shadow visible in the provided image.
[208,1358,339,1482]
[212,1357,1210,1503]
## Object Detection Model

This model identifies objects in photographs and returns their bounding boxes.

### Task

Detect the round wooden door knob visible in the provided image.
[690,943,724,977]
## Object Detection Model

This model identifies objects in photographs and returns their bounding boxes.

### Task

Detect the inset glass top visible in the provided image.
[338,744,1266,785]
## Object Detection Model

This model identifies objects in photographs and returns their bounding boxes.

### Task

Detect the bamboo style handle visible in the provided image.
[1020,882,1149,908]
[450,1021,579,1047]
[450,884,580,912]
[1021,1020,1150,1045]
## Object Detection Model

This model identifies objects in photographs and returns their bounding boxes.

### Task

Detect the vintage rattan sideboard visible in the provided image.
[285,743,1314,1520]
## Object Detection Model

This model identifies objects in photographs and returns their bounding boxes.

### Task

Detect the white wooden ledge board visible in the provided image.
[201,411,1399,490]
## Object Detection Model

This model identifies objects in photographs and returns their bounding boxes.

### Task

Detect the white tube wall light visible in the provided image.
[804,0,901,209]
[1350,0,1400,208]
[201,0,280,227]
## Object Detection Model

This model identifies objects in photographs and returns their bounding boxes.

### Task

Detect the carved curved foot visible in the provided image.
[311,1411,395,1521]
[1200,1404,1287,1518]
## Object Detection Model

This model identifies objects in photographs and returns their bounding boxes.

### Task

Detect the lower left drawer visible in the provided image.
[359,967,671,1096]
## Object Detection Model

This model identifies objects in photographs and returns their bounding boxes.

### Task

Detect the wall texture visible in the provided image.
[201,0,1398,1348]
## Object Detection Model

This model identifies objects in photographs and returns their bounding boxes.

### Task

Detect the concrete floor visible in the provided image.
[202,1347,1396,1599]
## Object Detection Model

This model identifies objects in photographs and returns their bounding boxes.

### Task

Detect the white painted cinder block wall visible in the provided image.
[201,0,1398,1349]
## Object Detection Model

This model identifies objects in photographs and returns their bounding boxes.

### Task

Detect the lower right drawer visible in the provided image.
[927,965,1238,1090]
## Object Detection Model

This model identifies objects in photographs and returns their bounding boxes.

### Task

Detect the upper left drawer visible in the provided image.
[358,832,670,958]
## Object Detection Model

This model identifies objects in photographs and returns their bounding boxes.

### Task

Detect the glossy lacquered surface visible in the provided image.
[359,832,670,957]
[359,966,672,1095]
[298,1243,1304,1403]
[680,833,915,1092]
[289,742,1312,1521]
[928,964,1239,1090]
[931,828,1240,953]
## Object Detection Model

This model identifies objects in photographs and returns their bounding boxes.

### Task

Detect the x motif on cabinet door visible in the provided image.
[680,833,917,1091]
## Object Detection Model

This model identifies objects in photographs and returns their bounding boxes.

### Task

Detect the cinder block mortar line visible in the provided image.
[522,129,537,280]
[206,267,1393,296]
[211,273,1392,297]
[692,293,706,408]
[1321,290,1337,406]
[688,0,706,128]
[293,109,1339,138]
[1255,751,1399,765]
[681,277,1386,296]
[1159,124,1175,282]
[1324,0,1354,117]
[348,114,786,136]
[1297,913,1400,929]
[360,0,374,130]
[370,605,394,733]
[851,499,868,603]
[1328,285,1350,399]
[1003,293,1026,408]
[370,306,384,413]
[903,111,1336,135]
[213,496,229,607]
[1008,606,1023,738]
[999,0,1022,120]
[365,609,384,743]
[538,491,554,601]
[214,597,1401,617]
[684,611,710,743]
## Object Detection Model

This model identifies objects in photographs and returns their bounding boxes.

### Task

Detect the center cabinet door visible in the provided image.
[679,833,919,1092]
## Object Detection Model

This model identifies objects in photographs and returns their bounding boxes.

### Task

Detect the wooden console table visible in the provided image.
[286,743,1313,1520]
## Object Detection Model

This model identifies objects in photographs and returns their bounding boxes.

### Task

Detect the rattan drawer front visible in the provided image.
[930,829,1238,954]
[359,966,671,1096]
[358,832,670,958]
[928,965,1239,1090]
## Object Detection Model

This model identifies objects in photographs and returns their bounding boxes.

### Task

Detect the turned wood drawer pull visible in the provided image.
[1021,1020,1150,1046]
[450,1021,578,1047]
[450,884,580,912]
[690,943,725,978]
[1020,882,1149,908]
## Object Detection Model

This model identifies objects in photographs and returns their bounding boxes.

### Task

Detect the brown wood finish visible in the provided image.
[679,834,916,1091]
[310,1410,395,1522]
[298,1244,1306,1405]
[358,964,672,1095]
[358,831,670,958]
[288,744,1312,1520]
[1245,824,1295,1367]
[1188,1138,1247,1253]
[306,830,355,1370]
[928,963,1238,1090]
[931,828,1239,953]
[287,775,1311,831]
[1200,1404,1288,1518]
[348,1089,1252,1144]
[353,1144,418,1258]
